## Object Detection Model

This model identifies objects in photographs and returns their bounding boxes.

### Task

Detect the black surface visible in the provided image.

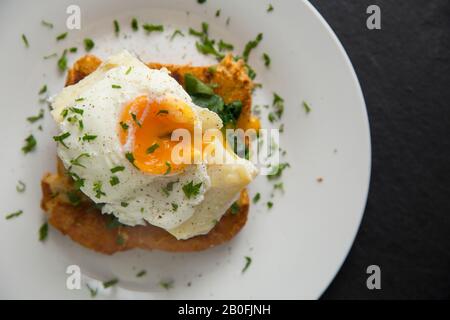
[308,0,450,299]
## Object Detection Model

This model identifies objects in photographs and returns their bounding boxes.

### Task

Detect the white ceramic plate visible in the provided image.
[0,0,370,299]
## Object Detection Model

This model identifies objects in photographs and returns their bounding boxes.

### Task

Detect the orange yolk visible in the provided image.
[119,95,196,175]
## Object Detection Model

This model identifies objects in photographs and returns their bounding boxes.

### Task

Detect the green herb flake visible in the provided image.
[56,32,68,41]
[156,109,169,115]
[267,201,273,209]
[243,33,263,62]
[111,166,125,173]
[22,134,37,154]
[70,153,90,168]
[242,256,252,273]
[218,39,234,52]
[272,93,284,119]
[39,222,48,241]
[5,210,23,220]
[131,112,141,127]
[125,152,138,168]
[84,38,95,51]
[27,109,44,123]
[38,85,47,95]
[146,143,159,154]
[57,50,68,71]
[182,181,202,199]
[267,4,274,12]
[164,161,172,175]
[112,84,121,89]
[131,18,139,31]
[268,162,290,180]
[170,29,185,40]
[197,0,207,3]
[16,180,26,193]
[70,107,84,115]
[252,192,261,203]
[136,270,147,278]
[41,20,54,28]
[106,216,122,229]
[120,202,129,207]
[113,20,120,35]
[262,53,271,67]
[93,181,106,199]
[125,66,132,75]
[230,202,240,215]
[142,24,164,33]
[110,175,120,186]
[162,180,178,197]
[69,47,77,53]
[22,34,29,48]
[302,101,311,114]
[159,279,174,290]
[86,284,97,298]
[120,121,129,131]
[215,9,221,17]
[82,134,97,142]
[103,278,119,289]
[68,171,85,190]
[67,191,81,206]
[171,203,178,211]
[44,53,57,59]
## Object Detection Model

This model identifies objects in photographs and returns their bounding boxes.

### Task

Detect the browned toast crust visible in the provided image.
[41,54,254,255]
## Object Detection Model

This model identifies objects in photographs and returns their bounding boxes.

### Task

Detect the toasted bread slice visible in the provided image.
[41,54,254,254]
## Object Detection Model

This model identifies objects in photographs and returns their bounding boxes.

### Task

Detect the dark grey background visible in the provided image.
[308,0,450,299]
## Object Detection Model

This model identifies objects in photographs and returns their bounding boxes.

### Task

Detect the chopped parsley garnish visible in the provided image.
[70,107,84,115]
[120,121,129,131]
[56,32,68,41]
[67,191,81,206]
[69,47,77,53]
[131,18,139,31]
[142,24,164,33]
[268,112,276,123]
[61,108,69,119]
[113,20,120,35]
[16,180,26,193]
[267,4,274,12]
[22,34,29,48]
[103,278,119,289]
[162,180,178,196]
[68,171,85,189]
[75,97,85,102]
[156,109,169,115]
[302,101,311,114]
[22,134,37,154]
[218,39,234,52]
[182,181,202,199]
[78,120,84,130]
[136,270,147,278]
[262,53,271,67]
[93,181,106,198]
[70,153,90,168]
[131,112,141,126]
[274,182,284,192]
[57,49,68,71]
[252,192,261,203]
[197,0,206,4]
[41,20,54,28]
[111,165,125,173]
[82,134,97,142]
[27,109,44,123]
[267,201,273,209]
[125,66,132,75]
[120,202,129,207]
[272,93,284,119]
[215,9,221,17]
[170,29,185,40]
[242,256,252,273]
[39,85,47,95]
[116,234,125,245]
[184,73,242,127]
[86,284,97,298]
[171,203,178,211]
[84,38,95,51]
[196,39,224,59]
[110,176,120,186]
[106,216,122,229]
[159,279,174,290]
[243,33,263,62]
[164,161,172,175]
[44,53,57,59]
[5,210,23,220]
[146,143,159,154]
[268,162,290,180]
[230,202,240,215]
[112,84,121,89]
[125,152,137,168]
[39,222,48,241]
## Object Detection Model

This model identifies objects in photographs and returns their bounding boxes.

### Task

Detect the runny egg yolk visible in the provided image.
[119,95,196,175]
